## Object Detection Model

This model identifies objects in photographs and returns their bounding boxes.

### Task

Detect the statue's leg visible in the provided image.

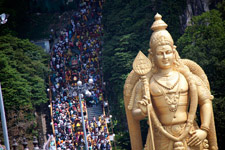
[151,127,173,150]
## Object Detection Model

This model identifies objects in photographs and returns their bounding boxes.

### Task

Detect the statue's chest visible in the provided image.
[149,75,188,112]
[149,74,188,97]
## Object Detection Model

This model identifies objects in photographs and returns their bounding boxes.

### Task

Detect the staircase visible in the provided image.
[87,104,103,121]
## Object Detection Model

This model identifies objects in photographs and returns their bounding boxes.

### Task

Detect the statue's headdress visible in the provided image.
[149,13,174,51]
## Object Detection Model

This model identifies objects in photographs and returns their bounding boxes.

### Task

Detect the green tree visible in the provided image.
[0,35,49,108]
[0,53,32,110]
[0,35,49,143]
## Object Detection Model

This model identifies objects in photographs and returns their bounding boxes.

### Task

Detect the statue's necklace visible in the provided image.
[153,74,180,112]
[153,73,180,90]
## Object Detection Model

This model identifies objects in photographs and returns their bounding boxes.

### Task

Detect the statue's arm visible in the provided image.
[199,101,212,131]
[132,82,147,120]
[187,76,213,146]
[197,81,213,131]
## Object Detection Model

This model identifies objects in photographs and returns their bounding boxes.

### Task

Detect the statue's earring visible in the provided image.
[152,60,155,68]
[152,58,156,70]
[172,45,180,68]
[148,48,157,72]
[152,59,158,73]
[173,45,180,59]
[148,48,153,59]
[148,49,154,65]
[148,49,151,59]
[173,45,177,49]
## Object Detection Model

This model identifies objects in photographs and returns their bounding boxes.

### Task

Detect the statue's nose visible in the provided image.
[163,52,167,58]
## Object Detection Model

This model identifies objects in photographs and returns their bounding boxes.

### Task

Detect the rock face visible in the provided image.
[179,0,222,32]
[180,0,210,32]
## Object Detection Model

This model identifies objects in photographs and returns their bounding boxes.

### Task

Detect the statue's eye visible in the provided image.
[166,50,172,54]
[156,52,163,56]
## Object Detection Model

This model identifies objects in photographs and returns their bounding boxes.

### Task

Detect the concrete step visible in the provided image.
[87,104,103,121]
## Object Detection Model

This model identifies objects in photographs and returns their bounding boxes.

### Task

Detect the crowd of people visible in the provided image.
[86,116,111,149]
[49,0,111,149]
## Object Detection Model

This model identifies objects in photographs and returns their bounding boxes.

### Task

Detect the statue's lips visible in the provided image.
[162,60,169,64]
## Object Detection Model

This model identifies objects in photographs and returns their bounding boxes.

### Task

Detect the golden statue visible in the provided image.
[124,13,218,150]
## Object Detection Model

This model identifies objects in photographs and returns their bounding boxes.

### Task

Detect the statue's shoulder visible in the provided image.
[179,59,213,102]
[180,59,210,89]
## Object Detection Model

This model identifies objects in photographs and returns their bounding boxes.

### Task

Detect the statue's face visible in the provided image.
[154,45,174,69]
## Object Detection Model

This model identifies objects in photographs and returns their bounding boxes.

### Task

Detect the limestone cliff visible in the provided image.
[180,0,221,32]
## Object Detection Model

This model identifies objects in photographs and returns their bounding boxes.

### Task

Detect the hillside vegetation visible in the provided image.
[0,35,49,144]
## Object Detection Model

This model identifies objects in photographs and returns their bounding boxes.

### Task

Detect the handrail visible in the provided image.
[48,67,57,150]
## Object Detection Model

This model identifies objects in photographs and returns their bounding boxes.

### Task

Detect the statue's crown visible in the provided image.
[151,13,168,31]
[150,13,173,50]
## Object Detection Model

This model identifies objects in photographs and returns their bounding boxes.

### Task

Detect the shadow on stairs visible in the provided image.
[87,103,103,121]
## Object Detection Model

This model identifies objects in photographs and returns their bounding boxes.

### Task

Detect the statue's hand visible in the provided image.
[138,99,148,115]
[187,129,207,146]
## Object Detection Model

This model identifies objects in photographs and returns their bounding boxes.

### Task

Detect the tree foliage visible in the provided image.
[0,35,49,112]
[0,34,49,144]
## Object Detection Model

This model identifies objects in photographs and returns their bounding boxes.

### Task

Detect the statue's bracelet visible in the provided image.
[200,125,210,132]
[141,109,148,117]
[186,119,193,127]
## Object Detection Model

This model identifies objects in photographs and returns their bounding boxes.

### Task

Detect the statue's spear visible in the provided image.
[133,51,155,150]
